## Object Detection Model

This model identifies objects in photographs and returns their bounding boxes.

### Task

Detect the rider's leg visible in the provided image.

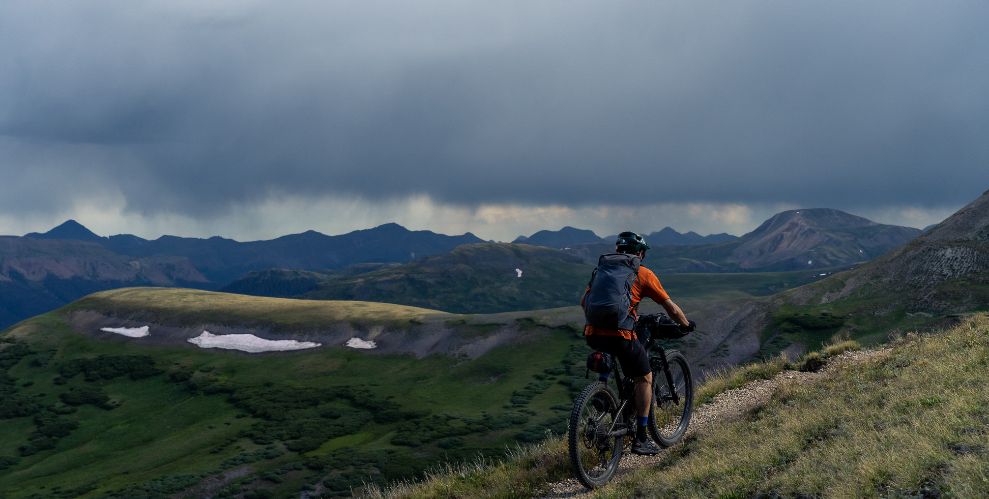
[631,371,661,455]
[634,371,653,418]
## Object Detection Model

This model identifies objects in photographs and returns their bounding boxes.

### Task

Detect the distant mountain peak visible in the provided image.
[27,219,102,241]
[372,222,407,231]
[918,189,989,243]
[732,208,921,270]
[512,227,602,248]
[749,208,878,236]
[644,227,738,246]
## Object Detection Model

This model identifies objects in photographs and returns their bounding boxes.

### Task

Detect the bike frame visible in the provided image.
[596,338,680,439]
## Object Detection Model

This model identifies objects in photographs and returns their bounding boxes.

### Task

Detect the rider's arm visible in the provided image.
[660,299,690,327]
[640,267,690,326]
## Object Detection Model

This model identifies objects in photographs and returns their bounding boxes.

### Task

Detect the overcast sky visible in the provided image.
[1,1,987,241]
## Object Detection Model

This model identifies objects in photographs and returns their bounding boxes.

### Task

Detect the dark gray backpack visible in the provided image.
[583,253,640,330]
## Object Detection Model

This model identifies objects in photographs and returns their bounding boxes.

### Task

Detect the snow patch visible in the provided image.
[346,337,378,349]
[819,273,828,277]
[515,268,523,278]
[100,326,150,338]
[807,260,813,265]
[188,331,320,353]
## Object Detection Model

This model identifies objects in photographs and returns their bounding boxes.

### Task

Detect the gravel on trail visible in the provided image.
[542,348,890,498]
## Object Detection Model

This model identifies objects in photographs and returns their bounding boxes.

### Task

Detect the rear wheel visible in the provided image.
[568,382,623,489]
[649,350,693,447]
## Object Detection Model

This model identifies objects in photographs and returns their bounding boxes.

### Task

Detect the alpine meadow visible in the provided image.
[2,2,989,498]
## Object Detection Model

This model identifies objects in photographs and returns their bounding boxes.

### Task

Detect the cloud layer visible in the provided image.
[1,1,987,237]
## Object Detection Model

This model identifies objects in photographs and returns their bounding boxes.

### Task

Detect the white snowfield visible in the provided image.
[100,326,150,338]
[346,337,377,349]
[515,268,523,278]
[188,331,321,353]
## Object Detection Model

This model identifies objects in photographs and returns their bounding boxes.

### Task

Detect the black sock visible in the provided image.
[636,425,648,441]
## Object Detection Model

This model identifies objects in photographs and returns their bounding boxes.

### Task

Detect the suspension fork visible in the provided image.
[654,346,680,406]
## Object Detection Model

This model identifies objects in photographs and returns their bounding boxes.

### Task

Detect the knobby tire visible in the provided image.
[649,349,693,447]
[568,382,622,489]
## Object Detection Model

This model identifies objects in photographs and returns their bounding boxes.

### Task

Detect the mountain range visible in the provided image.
[0,208,922,329]
[512,226,737,249]
[0,222,482,329]
[223,209,922,316]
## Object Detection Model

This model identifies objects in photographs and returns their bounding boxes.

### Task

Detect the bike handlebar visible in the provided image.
[635,313,695,341]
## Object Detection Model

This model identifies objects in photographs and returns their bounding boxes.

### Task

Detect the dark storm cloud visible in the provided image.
[1,0,988,218]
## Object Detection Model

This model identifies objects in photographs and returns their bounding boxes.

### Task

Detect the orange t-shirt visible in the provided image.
[582,265,670,340]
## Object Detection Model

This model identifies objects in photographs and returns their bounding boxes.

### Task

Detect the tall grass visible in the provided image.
[603,315,989,498]
[360,438,570,498]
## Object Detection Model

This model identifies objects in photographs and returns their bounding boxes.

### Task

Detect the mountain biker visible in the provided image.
[581,231,692,456]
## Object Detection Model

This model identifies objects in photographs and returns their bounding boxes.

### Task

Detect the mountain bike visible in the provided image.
[568,314,694,489]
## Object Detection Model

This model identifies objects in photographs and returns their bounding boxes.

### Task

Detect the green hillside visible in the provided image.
[224,242,834,313]
[381,314,989,498]
[225,243,593,313]
[0,289,592,497]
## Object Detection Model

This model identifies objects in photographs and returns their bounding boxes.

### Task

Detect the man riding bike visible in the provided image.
[581,231,693,456]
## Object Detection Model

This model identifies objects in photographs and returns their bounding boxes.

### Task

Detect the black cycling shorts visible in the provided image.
[585,335,651,378]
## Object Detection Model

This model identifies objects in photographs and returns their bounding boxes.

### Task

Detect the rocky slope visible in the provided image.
[788,190,989,313]
[572,208,921,273]
[727,208,922,270]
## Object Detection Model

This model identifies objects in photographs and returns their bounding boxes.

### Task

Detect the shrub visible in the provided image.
[823,340,861,358]
[20,411,79,456]
[59,355,161,382]
[798,352,826,372]
[0,456,18,471]
[60,386,114,409]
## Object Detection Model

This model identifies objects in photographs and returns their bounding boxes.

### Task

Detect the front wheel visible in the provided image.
[568,382,622,489]
[649,350,693,447]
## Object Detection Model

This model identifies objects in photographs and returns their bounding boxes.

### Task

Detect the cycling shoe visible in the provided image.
[631,438,661,456]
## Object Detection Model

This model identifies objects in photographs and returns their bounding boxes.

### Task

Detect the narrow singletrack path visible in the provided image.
[542,348,890,497]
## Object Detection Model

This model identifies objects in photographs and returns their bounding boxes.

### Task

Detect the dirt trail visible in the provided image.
[542,348,891,497]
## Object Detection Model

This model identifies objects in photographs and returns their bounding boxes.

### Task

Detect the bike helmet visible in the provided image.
[615,231,650,254]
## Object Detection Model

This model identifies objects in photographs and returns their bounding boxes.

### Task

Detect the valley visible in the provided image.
[1,193,986,497]
[0,290,586,497]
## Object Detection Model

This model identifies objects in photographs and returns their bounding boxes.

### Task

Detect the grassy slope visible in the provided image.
[68,287,450,327]
[758,270,989,359]
[0,290,591,497]
[606,314,989,498]
[381,314,989,498]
